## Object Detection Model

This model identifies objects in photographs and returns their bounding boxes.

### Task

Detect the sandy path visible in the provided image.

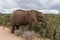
[0,26,24,40]
[0,26,50,40]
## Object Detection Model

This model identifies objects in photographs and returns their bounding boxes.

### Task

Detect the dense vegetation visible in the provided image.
[0,13,10,26]
[0,13,60,40]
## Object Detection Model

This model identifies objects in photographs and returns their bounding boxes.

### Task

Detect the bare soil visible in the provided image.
[0,26,50,40]
[0,26,24,40]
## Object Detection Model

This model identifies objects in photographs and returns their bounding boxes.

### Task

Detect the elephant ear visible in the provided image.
[29,10,38,21]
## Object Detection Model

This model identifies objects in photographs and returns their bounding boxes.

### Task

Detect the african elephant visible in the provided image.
[10,9,46,33]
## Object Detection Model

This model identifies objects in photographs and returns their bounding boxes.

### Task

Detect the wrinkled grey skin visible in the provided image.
[10,10,46,33]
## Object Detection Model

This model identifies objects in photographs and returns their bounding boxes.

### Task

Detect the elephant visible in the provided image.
[10,9,46,33]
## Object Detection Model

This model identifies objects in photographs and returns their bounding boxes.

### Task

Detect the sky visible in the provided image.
[0,0,60,14]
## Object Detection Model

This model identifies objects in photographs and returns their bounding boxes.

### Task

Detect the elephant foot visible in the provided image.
[11,32,14,34]
[11,31,14,33]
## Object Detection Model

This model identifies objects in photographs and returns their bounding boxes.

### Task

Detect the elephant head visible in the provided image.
[36,11,47,28]
[30,10,47,28]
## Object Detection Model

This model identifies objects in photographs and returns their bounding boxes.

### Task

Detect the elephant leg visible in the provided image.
[11,25,15,33]
[28,24,31,30]
[29,21,34,31]
[16,25,19,30]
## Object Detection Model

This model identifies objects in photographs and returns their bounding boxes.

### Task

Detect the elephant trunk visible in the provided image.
[40,18,47,29]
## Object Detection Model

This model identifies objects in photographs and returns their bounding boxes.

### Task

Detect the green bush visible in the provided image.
[0,14,10,25]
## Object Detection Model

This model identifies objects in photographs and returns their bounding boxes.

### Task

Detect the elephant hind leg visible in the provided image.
[16,25,19,30]
[11,25,15,33]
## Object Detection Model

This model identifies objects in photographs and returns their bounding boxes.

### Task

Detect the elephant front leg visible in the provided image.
[29,22,34,31]
[11,26,15,33]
